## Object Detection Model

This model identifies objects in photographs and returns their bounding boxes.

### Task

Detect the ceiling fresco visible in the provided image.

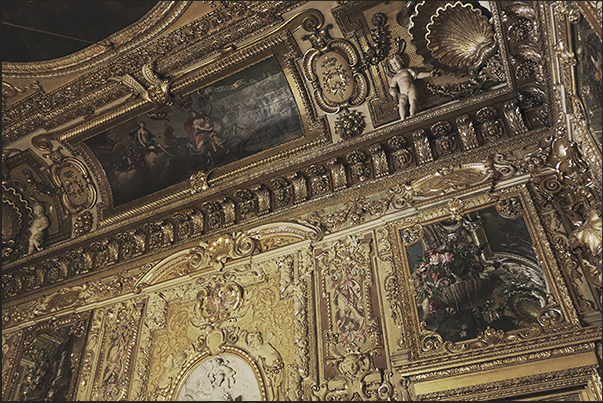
[84,56,303,207]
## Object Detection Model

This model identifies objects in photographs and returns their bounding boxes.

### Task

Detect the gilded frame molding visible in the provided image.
[389,185,583,364]
[65,19,329,225]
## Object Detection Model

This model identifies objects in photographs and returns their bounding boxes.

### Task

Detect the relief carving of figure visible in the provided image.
[179,356,237,401]
[208,357,237,390]
[27,202,50,255]
[246,331,284,400]
[388,54,433,120]
[570,207,603,259]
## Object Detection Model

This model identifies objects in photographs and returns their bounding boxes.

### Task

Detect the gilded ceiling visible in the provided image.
[2,1,602,305]
[1,3,602,401]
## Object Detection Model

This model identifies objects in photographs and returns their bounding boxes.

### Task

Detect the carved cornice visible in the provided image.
[1,222,322,329]
[417,364,602,401]
[409,342,596,382]
[0,126,561,303]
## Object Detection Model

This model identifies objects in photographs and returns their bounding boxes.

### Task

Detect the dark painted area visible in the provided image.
[2,1,157,62]
[85,57,304,207]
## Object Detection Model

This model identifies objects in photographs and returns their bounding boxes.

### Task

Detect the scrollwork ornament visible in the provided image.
[400,224,422,247]
[190,281,244,327]
[537,295,564,328]
[301,12,368,113]
[108,57,177,106]
[419,322,444,352]
[496,195,524,218]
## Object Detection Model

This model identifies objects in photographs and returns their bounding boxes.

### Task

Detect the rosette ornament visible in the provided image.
[410,1,497,77]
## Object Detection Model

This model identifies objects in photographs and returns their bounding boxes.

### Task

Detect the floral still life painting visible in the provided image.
[85,56,303,207]
[406,206,549,342]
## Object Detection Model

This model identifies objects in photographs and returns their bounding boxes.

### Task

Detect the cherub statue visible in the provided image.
[387,44,434,120]
[27,202,50,255]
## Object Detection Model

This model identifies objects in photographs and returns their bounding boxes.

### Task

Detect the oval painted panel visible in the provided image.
[316,52,354,104]
[176,354,262,401]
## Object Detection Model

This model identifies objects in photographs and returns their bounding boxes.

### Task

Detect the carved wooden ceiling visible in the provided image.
[2,1,602,305]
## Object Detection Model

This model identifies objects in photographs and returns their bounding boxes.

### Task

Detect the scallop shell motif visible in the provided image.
[2,184,32,258]
[425,2,497,76]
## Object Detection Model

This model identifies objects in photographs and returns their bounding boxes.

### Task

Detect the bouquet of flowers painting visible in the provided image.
[405,206,549,342]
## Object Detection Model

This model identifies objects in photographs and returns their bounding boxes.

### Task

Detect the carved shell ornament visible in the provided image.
[410,2,497,77]
[2,185,32,258]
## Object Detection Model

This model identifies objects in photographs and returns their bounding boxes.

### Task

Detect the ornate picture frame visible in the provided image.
[1,313,90,401]
[63,22,328,224]
[389,186,580,362]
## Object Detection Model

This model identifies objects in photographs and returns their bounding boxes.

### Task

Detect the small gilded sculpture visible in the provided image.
[27,202,50,255]
[570,207,602,258]
[388,54,433,120]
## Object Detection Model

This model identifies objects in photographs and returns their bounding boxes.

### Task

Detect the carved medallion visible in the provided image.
[301,11,368,113]
[49,154,97,214]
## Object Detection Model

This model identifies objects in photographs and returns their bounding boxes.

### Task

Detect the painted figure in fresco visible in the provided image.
[185,111,230,167]
[27,202,50,255]
[388,54,433,120]
[334,278,365,334]
[131,120,158,150]
[21,337,75,401]
[130,120,174,156]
